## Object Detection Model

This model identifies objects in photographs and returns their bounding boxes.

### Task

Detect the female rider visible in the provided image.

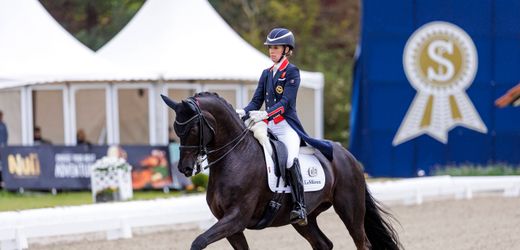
[241,28,333,226]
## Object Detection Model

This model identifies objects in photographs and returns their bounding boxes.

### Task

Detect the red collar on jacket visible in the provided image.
[269,57,289,72]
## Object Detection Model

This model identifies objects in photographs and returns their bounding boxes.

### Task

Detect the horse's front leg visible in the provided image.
[226,231,249,250]
[191,209,247,250]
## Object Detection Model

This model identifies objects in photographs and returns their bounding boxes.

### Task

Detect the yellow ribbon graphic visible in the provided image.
[393,21,487,146]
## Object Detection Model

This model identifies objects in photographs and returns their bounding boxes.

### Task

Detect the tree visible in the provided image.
[40,0,144,51]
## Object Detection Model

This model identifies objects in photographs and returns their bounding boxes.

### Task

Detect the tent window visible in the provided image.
[204,88,238,108]
[75,89,106,145]
[0,90,22,145]
[246,86,264,110]
[33,89,64,144]
[118,88,149,145]
[296,88,316,137]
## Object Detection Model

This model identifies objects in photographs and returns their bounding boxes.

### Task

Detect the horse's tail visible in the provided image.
[364,184,403,250]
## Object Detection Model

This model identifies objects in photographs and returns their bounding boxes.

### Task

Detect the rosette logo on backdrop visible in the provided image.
[393,21,487,146]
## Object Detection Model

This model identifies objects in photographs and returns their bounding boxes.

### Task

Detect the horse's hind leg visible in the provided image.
[292,215,333,250]
[333,187,370,250]
[226,231,249,250]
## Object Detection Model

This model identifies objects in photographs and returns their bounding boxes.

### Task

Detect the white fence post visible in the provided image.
[106,218,132,240]
[504,183,520,197]
[1,227,28,250]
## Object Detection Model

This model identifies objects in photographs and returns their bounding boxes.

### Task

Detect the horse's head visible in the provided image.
[161,94,216,177]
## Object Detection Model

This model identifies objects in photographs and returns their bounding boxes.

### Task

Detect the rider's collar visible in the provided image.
[271,57,289,72]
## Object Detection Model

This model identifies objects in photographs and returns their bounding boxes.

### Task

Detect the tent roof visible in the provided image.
[98,0,323,89]
[0,0,155,89]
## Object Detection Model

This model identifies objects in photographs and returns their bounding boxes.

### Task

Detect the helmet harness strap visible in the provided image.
[278,45,288,63]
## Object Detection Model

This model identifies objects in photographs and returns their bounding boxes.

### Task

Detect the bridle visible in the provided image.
[174,97,251,175]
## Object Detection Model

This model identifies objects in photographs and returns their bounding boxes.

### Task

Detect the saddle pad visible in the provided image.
[263,145,326,193]
[245,115,325,193]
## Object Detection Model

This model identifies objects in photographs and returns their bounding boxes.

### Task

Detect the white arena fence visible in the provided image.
[1,176,520,250]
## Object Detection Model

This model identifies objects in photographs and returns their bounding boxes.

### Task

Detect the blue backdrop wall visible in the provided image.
[350,0,520,177]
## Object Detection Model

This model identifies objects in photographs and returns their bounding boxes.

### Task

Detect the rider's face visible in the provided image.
[268,45,285,62]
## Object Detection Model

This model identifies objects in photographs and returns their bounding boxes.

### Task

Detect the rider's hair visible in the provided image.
[285,48,293,57]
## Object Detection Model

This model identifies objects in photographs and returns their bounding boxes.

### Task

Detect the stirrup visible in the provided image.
[290,206,307,226]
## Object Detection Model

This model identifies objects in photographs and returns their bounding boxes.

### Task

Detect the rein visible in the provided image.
[175,98,251,174]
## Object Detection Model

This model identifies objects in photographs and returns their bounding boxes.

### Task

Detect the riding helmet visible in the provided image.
[264,28,295,49]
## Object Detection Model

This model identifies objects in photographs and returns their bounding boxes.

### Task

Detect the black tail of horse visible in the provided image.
[364,187,403,250]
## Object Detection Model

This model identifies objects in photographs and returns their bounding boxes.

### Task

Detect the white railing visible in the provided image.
[1,176,520,250]
[0,194,214,250]
[369,176,520,205]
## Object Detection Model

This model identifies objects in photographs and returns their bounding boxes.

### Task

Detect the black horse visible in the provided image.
[161,92,401,250]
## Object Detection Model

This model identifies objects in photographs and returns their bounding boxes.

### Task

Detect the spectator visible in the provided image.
[0,110,7,146]
[33,126,52,145]
[76,129,92,146]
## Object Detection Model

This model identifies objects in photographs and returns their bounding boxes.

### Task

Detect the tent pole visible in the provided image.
[315,87,324,139]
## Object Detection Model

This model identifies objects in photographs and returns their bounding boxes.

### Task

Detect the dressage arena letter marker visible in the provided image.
[393,21,487,146]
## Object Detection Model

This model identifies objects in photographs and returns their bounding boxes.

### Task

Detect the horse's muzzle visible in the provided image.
[177,157,196,177]
[178,165,193,177]
[183,168,193,177]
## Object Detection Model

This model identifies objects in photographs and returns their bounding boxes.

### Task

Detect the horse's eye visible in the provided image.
[189,126,198,136]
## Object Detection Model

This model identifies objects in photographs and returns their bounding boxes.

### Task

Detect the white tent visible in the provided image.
[0,0,156,145]
[0,0,154,87]
[98,0,325,140]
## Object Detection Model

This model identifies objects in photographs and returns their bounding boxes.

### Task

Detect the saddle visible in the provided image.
[267,129,288,180]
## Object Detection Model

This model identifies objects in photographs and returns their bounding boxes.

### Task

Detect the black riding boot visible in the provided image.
[287,158,307,226]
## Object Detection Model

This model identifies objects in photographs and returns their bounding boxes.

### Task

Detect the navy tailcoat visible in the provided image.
[244,58,333,160]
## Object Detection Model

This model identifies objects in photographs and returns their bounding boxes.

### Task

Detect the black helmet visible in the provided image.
[264,28,295,49]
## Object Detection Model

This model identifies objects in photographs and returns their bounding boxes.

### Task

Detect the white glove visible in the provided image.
[236,109,246,118]
[249,110,268,122]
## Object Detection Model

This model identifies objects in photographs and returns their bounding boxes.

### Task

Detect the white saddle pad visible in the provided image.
[243,113,325,193]
[264,146,326,193]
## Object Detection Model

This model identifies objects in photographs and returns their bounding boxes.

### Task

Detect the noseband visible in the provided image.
[175,97,250,174]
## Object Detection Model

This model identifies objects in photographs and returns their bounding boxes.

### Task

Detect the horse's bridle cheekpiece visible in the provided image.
[175,97,250,175]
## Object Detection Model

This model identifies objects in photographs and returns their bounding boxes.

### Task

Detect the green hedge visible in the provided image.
[191,173,209,190]
[433,164,520,176]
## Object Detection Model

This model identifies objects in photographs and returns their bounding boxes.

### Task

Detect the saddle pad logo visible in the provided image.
[394,21,487,146]
[308,166,318,177]
[276,85,284,94]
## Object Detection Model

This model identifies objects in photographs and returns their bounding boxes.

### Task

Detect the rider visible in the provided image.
[241,28,333,226]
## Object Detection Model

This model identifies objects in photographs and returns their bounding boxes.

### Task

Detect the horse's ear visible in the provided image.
[161,94,178,111]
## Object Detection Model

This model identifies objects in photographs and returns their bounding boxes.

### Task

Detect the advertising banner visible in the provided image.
[0,145,173,190]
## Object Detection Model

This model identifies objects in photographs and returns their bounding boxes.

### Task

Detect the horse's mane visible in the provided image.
[193,92,244,127]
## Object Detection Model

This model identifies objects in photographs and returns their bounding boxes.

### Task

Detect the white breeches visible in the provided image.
[268,120,300,168]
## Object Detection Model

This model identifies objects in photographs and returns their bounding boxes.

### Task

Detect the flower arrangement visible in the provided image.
[92,156,131,173]
[91,156,133,203]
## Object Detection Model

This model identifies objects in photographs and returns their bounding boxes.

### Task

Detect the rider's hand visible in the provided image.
[249,111,268,122]
[236,109,246,118]
[241,111,251,122]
